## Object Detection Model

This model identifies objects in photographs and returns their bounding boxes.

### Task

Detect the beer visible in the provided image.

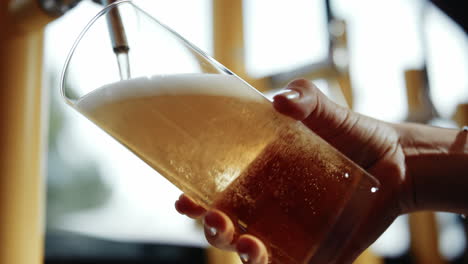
[75,73,379,263]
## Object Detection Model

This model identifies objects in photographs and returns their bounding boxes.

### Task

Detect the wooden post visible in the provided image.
[409,212,446,264]
[0,1,53,263]
[213,0,246,78]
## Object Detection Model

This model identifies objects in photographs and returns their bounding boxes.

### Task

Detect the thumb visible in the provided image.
[272,79,358,141]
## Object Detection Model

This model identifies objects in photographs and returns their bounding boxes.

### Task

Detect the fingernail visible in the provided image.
[239,252,250,263]
[204,212,219,236]
[278,89,300,100]
[208,226,218,236]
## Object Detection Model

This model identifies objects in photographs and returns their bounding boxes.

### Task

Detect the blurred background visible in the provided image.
[1,0,467,263]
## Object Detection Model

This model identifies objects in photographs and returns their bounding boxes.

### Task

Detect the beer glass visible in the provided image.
[61,1,380,263]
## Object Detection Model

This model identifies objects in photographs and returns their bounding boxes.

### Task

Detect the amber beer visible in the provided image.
[75,73,380,263]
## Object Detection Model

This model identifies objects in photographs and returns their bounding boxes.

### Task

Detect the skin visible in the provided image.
[174,79,468,264]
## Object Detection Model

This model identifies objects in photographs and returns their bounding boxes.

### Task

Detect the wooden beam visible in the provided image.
[336,71,353,109]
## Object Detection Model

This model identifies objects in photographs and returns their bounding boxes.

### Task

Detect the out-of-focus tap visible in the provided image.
[99,0,130,54]
[39,0,131,79]
[99,0,131,79]
[39,0,130,54]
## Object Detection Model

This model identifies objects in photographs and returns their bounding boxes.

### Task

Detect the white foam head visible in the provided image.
[75,73,264,111]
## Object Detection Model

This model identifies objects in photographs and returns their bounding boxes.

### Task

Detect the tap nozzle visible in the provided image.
[101,0,129,54]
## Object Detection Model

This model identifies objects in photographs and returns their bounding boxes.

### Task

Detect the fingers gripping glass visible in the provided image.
[61,1,380,263]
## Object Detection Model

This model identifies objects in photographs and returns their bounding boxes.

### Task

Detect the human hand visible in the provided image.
[175,79,413,264]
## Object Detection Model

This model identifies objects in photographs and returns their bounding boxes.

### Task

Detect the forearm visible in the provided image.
[395,123,468,213]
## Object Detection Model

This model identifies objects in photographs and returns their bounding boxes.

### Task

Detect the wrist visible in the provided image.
[394,122,468,213]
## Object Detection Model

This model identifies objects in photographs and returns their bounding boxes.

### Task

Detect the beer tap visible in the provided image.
[98,0,131,79]
[99,0,129,53]
[40,0,131,79]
